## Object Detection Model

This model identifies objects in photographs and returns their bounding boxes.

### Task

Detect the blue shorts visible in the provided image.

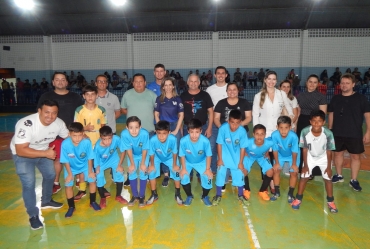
[243,156,272,175]
[64,167,95,187]
[96,164,124,187]
[180,162,212,189]
[216,166,244,187]
[127,156,149,181]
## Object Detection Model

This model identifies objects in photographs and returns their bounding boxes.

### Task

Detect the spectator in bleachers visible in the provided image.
[188,70,193,76]
[234,68,242,86]
[352,67,362,83]
[206,70,213,85]
[345,68,352,74]
[120,71,128,83]
[31,79,40,103]
[24,79,32,104]
[242,71,248,88]
[170,70,176,78]
[177,77,186,94]
[317,80,328,95]
[40,78,49,89]
[76,72,85,86]
[320,69,328,82]
[2,79,11,105]
[334,82,341,95]
[69,71,76,85]
[16,78,24,104]
[81,79,88,89]
[225,70,230,83]
[257,68,265,85]
[166,70,170,77]
[247,71,257,88]
[364,68,370,83]
[200,72,206,82]
[195,69,200,77]
[330,67,342,86]
[112,71,119,88]
[287,69,295,83]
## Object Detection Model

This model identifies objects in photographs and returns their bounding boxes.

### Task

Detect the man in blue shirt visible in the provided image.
[147,64,166,96]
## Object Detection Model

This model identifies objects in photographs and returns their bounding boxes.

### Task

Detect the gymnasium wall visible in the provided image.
[0,29,369,84]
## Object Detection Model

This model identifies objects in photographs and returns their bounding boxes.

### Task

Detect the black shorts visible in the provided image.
[334,136,364,154]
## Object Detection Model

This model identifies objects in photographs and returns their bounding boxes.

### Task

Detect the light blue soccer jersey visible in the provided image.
[149,134,178,163]
[120,128,150,158]
[271,130,300,162]
[60,137,94,173]
[179,134,212,164]
[216,123,248,169]
[245,137,273,159]
[94,135,123,169]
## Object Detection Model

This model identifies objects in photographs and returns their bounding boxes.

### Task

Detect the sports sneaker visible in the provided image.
[287,195,295,204]
[65,207,75,218]
[258,191,270,201]
[115,196,128,205]
[270,193,280,201]
[327,202,338,213]
[221,185,226,192]
[52,184,61,194]
[201,196,212,207]
[238,195,249,206]
[41,199,63,209]
[100,198,107,209]
[128,196,139,206]
[349,180,362,191]
[243,190,250,200]
[146,194,159,205]
[175,195,183,205]
[291,199,301,210]
[183,196,193,206]
[138,197,146,208]
[74,191,86,201]
[212,195,222,206]
[29,216,43,230]
[332,174,344,183]
[123,178,130,187]
[103,188,111,198]
[162,176,169,187]
[90,202,101,211]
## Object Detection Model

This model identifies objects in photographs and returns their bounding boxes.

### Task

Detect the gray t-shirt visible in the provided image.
[96,91,120,133]
[121,89,157,132]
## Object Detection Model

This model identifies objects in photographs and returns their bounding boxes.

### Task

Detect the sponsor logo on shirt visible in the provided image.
[288,143,292,147]
[139,142,143,147]
[102,154,108,159]
[109,149,114,154]
[24,120,32,127]
[198,150,204,155]
[186,149,192,154]
[172,101,177,105]
[68,153,75,158]
[225,138,232,144]
[107,102,111,106]
[249,151,256,156]
[35,137,56,144]
[235,139,240,145]
[156,148,162,154]
[17,128,26,139]
[167,148,172,153]
[179,103,184,108]
[80,152,87,158]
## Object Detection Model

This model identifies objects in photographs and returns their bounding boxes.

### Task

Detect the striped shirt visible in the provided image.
[297,91,326,115]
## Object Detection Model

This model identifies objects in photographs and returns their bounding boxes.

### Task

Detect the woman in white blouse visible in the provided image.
[279,80,298,131]
[253,71,294,137]
[252,71,294,194]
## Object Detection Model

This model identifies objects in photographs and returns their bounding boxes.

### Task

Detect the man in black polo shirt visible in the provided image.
[328,73,370,191]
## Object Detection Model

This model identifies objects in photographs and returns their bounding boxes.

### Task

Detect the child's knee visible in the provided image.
[265,169,273,177]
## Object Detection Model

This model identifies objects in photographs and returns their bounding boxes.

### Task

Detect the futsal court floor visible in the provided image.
[0,113,369,249]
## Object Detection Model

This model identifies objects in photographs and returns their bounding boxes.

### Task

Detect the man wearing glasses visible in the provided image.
[328,73,370,192]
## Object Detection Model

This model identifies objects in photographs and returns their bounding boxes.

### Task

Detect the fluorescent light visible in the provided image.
[14,0,34,10]
[110,0,127,6]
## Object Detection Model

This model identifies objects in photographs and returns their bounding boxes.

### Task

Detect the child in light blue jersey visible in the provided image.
[212,110,249,206]
[146,120,184,206]
[271,116,300,203]
[120,116,149,208]
[179,118,213,207]
[94,126,128,209]
[60,122,100,218]
[243,124,275,201]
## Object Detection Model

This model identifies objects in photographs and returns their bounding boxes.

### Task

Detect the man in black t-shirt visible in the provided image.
[180,74,213,137]
[37,72,84,194]
[328,73,370,192]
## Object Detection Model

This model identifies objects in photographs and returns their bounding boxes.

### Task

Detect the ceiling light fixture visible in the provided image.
[110,0,127,6]
[14,0,34,10]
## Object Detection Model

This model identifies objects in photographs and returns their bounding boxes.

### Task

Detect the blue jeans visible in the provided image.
[13,155,55,217]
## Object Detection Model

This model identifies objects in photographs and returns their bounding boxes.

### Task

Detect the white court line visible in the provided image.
[243,205,261,249]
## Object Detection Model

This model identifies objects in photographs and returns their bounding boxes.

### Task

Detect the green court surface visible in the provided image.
[0,158,369,249]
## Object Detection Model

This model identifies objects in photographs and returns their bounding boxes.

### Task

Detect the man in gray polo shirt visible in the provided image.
[95,74,121,134]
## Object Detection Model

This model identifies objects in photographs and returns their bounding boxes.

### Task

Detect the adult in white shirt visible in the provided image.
[206,66,228,173]
[11,99,69,230]
[279,80,299,131]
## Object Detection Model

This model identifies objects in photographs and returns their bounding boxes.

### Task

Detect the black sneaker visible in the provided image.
[41,199,63,209]
[128,196,138,206]
[349,180,362,191]
[124,178,130,187]
[162,176,169,187]
[146,194,159,205]
[29,216,43,230]
[139,197,146,208]
[221,185,226,192]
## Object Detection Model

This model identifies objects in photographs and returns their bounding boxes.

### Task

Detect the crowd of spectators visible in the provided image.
[1,67,369,106]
